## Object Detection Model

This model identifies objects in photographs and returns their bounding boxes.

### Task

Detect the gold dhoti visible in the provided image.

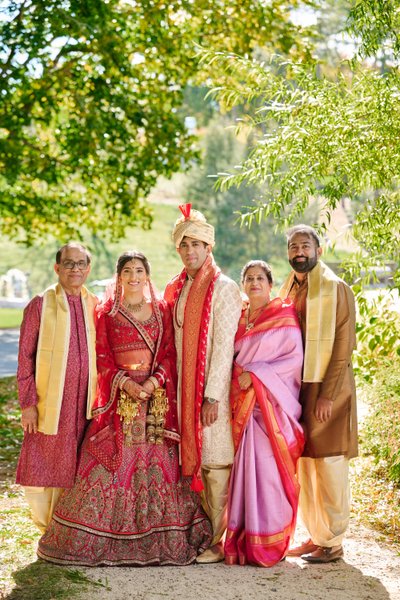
[23,486,63,533]
[201,464,231,545]
[297,456,350,547]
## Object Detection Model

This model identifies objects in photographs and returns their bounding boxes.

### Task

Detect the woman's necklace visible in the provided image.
[245,302,269,331]
[245,307,255,331]
[123,297,145,313]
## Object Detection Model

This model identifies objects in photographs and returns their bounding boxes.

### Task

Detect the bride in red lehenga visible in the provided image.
[38,251,212,566]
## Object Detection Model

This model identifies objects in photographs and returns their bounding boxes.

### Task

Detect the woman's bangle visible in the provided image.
[119,375,130,390]
[147,376,159,390]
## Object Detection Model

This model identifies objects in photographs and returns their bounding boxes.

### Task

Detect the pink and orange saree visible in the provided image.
[225,298,304,567]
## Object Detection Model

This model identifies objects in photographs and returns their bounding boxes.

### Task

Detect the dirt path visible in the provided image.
[72,521,400,600]
[73,400,400,600]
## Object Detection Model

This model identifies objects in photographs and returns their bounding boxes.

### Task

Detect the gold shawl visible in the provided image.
[35,283,97,434]
[279,261,339,382]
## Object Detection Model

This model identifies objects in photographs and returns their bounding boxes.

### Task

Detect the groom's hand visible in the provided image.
[201,398,219,427]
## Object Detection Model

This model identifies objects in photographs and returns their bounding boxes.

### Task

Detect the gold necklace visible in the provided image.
[245,307,255,331]
[245,302,269,331]
[123,297,145,313]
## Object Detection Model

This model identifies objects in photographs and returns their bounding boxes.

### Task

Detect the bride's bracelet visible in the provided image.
[146,376,159,391]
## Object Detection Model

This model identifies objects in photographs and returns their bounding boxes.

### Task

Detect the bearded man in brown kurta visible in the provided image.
[280,225,358,563]
[16,242,97,532]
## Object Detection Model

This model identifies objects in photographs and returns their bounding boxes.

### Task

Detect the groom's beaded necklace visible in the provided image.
[173,275,194,329]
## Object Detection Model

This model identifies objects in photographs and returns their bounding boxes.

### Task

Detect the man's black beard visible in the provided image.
[289,254,318,274]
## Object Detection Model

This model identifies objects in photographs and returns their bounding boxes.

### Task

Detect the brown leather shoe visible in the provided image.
[287,539,318,557]
[302,545,344,563]
[196,542,224,564]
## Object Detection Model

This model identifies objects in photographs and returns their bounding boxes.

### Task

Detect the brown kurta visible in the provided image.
[289,276,358,459]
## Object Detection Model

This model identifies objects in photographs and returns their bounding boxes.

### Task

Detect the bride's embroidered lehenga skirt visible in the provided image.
[38,434,212,566]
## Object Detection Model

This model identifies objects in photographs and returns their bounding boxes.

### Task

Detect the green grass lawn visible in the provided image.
[0,309,23,329]
[0,202,183,299]
[0,377,110,599]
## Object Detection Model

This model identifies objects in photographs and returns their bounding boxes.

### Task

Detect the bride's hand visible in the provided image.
[142,379,156,396]
[123,379,150,402]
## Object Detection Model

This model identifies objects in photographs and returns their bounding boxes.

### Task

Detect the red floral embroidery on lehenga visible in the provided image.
[38,304,212,566]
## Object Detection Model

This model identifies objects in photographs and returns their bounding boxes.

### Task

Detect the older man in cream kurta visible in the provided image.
[164,204,242,564]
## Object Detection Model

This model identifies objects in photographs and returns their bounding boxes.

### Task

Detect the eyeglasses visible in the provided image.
[61,260,89,270]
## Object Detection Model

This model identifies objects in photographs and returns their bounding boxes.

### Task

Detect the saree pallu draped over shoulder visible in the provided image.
[225,298,305,567]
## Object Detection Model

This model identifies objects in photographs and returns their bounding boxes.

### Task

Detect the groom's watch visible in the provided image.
[205,397,218,404]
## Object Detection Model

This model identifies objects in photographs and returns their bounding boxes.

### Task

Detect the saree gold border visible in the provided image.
[262,385,298,482]
[226,524,291,546]
[257,382,300,518]
[231,384,256,452]
[244,315,299,337]
[239,298,299,338]
[247,525,291,545]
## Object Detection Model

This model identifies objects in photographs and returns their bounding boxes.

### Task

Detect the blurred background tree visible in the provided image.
[196,0,400,366]
[190,0,400,536]
[0,0,310,242]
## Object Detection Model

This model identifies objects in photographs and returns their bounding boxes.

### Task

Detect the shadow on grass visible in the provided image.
[6,560,109,600]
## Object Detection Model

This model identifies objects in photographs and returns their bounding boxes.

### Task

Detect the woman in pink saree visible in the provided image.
[38,251,212,566]
[225,260,304,567]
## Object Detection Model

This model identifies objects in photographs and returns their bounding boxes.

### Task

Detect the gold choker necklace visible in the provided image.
[124,298,145,313]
